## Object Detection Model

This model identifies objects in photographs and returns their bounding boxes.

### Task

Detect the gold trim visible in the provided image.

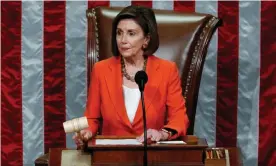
[87,8,99,68]
[183,17,217,98]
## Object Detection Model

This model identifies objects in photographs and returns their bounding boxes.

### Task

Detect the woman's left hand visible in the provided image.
[136,128,169,143]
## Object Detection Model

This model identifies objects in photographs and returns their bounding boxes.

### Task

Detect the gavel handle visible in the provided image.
[76,131,85,150]
[77,131,82,139]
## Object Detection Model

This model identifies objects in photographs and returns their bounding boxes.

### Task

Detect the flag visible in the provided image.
[1,1,275,166]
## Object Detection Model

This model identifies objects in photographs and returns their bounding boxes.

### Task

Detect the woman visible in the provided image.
[73,5,189,147]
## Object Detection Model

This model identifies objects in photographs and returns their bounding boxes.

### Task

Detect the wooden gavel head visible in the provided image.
[63,117,89,133]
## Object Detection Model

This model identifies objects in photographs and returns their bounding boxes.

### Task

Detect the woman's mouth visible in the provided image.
[120,47,130,51]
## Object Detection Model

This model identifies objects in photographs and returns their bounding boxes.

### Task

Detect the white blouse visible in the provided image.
[122,85,141,123]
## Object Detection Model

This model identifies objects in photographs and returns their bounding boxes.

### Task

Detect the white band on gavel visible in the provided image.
[63,117,89,133]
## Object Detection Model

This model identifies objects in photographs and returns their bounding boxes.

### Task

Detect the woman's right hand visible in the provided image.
[72,129,93,148]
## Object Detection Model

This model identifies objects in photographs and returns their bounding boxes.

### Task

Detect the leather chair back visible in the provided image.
[86,7,221,134]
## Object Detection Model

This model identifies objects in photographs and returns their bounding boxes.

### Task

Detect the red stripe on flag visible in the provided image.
[174,0,195,12]
[131,0,152,8]
[1,2,23,166]
[216,1,239,147]
[259,1,276,166]
[44,1,66,153]
[88,1,110,9]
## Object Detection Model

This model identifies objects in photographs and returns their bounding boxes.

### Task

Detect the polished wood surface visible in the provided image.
[85,135,207,165]
[48,136,241,166]
[49,135,207,166]
[49,148,241,166]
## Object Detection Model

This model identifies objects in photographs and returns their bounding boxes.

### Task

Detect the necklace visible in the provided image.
[121,56,147,82]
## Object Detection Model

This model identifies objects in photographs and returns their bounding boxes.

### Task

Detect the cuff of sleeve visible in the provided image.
[87,119,99,136]
[163,125,186,140]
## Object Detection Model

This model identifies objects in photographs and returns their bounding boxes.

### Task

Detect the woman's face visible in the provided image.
[116,19,149,58]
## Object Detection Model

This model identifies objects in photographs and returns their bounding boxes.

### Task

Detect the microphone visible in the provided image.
[135,70,148,92]
[135,70,148,166]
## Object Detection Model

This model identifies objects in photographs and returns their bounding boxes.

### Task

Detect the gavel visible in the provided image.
[63,117,89,139]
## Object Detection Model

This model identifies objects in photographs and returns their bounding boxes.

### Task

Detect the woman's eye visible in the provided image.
[116,31,121,36]
[129,32,135,36]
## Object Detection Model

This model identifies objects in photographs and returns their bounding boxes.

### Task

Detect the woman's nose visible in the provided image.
[120,34,127,43]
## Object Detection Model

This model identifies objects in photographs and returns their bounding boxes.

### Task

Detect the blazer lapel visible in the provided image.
[104,57,132,129]
[133,56,162,126]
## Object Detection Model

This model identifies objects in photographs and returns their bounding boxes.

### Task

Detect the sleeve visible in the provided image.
[163,62,189,140]
[84,63,101,135]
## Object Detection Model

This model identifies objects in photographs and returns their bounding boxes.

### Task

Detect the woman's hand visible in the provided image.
[72,129,93,148]
[136,129,169,143]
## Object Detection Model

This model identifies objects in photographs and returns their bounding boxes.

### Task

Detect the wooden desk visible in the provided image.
[48,148,241,166]
[47,136,241,166]
[87,135,207,165]
[49,135,207,166]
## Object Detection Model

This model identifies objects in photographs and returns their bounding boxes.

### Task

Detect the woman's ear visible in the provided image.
[143,34,150,49]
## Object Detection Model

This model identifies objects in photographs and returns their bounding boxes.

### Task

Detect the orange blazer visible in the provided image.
[84,55,189,139]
